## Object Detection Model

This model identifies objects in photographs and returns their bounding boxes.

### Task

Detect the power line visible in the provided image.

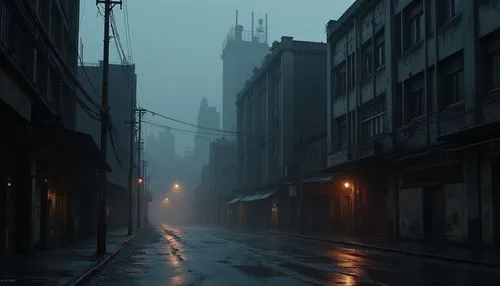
[110,10,128,64]
[143,109,238,135]
[21,1,104,124]
[123,0,133,62]
[33,1,103,111]
[142,120,235,138]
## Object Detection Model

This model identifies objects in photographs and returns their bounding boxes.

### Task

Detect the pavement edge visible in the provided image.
[69,234,136,286]
[262,230,500,269]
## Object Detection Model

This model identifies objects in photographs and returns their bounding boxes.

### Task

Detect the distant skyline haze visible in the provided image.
[79,0,355,155]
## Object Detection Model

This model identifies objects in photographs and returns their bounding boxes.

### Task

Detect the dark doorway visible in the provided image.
[423,186,446,243]
[492,157,500,245]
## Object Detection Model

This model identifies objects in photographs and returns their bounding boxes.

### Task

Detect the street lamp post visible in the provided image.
[343,180,357,234]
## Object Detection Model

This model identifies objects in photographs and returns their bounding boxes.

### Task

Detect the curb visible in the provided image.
[69,234,136,286]
[263,230,500,269]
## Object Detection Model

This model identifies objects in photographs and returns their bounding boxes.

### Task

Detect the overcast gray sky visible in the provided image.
[79,0,354,155]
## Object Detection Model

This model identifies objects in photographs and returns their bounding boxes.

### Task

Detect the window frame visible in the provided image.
[361,97,386,143]
[337,116,347,149]
[374,32,385,69]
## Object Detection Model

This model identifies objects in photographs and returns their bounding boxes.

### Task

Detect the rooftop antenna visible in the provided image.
[236,9,238,26]
[251,11,254,39]
[80,37,84,62]
[265,14,268,44]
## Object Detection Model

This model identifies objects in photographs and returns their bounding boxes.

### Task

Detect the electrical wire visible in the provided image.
[19,1,103,124]
[142,120,235,138]
[24,0,103,112]
[108,121,127,172]
[123,0,133,62]
[110,10,129,65]
[143,109,238,135]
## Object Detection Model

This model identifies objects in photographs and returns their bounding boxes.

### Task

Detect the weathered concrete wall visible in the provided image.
[398,188,423,239]
[444,183,468,242]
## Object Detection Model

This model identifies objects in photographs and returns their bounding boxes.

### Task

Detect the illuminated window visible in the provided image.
[48,190,56,218]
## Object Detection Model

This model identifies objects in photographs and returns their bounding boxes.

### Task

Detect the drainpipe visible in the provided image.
[424,0,430,146]
[389,0,400,239]
[477,153,483,244]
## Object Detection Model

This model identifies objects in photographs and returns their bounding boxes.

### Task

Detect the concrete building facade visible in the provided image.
[0,0,107,256]
[326,0,500,244]
[76,62,137,230]
[234,37,327,229]
[77,62,137,190]
[194,97,220,165]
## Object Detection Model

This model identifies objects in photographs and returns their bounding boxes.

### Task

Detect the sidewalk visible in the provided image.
[0,229,134,286]
[260,228,500,268]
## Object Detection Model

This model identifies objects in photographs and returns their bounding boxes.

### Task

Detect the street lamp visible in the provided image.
[136,177,143,184]
[342,180,356,233]
[343,181,351,189]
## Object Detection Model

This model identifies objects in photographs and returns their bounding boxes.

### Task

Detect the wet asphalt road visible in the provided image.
[90,224,500,285]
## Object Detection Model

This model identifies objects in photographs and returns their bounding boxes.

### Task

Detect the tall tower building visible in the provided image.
[221,11,269,132]
[195,97,220,164]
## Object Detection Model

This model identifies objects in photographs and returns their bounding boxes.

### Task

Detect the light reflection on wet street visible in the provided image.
[90,225,500,285]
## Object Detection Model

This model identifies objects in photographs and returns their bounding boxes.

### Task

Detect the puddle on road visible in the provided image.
[302,255,336,264]
[280,261,331,281]
[234,264,283,278]
[156,251,170,256]
[201,240,224,245]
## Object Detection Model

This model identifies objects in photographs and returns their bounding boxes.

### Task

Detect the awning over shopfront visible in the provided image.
[37,126,111,171]
[303,175,336,183]
[228,195,245,204]
[228,189,278,204]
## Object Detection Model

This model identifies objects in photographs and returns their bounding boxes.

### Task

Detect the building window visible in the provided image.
[375,32,385,69]
[335,62,346,97]
[33,48,38,84]
[445,0,460,20]
[361,97,386,142]
[409,12,424,46]
[443,69,464,106]
[487,50,500,91]
[405,73,425,121]
[362,41,373,80]
[409,89,425,120]
[404,2,424,50]
[47,190,57,218]
[440,51,465,107]
[347,54,355,89]
[337,116,347,149]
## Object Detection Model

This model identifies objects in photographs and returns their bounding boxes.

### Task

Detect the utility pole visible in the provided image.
[297,135,305,235]
[136,108,145,228]
[127,106,135,235]
[143,160,148,225]
[145,175,151,223]
[96,0,121,255]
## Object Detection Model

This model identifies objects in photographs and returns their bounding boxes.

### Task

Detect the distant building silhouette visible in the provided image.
[76,62,137,192]
[76,62,137,230]
[194,97,220,165]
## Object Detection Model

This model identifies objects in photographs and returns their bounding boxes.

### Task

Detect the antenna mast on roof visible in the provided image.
[251,11,254,39]
[265,14,268,44]
[80,38,84,62]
